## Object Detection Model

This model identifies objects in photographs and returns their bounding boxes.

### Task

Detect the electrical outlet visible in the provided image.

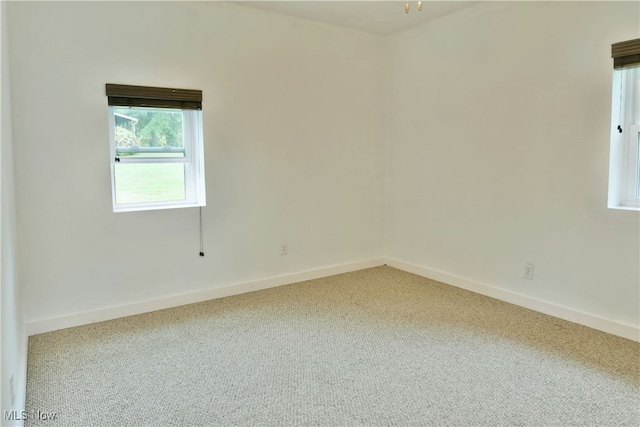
[10,373,15,406]
[281,242,288,255]
[524,263,534,280]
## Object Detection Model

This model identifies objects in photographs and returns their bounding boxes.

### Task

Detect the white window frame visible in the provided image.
[608,66,640,210]
[108,107,206,212]
[624,125,640,206]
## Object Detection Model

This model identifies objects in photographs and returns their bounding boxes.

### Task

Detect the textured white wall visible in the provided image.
[1,0,26,422]
[387,1,640,327]
[8,1,386,323]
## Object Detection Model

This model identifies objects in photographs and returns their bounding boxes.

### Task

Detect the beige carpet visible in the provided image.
[25,266,639,426]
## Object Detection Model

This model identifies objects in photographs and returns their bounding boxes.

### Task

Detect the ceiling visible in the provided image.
[236,1,480,35]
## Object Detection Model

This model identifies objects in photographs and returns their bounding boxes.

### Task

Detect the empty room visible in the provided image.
[1,0,639,426]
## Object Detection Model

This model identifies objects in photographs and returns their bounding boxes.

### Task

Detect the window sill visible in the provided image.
[114,202,205,213]
[607,204,640,212]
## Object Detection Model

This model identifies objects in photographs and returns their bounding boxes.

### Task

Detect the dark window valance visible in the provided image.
[106,84,202,110]
[612,38,640,69]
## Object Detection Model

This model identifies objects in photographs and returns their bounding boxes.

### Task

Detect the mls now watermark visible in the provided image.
[4,410,57,421]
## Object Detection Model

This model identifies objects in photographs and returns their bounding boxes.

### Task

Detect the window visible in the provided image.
[609,65,640,210]
[106,84,206,212]
[609,39,640,210]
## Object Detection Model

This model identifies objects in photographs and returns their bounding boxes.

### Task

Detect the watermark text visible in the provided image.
[4,410,57,421]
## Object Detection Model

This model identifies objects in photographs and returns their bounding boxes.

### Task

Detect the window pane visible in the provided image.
[113,107,185,158]
[114,163,186,204]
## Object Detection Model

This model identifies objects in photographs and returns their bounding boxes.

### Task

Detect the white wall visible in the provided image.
[7,1,638,338]
[8,1,386,324]
[387,1,640,329]
[1,0,26,423]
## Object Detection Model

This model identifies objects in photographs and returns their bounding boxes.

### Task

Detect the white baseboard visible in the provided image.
[386,258,640,342]
[18,329,28,427]
[5,329,28,427]
[25,256,639,342]
[26,258,386,336]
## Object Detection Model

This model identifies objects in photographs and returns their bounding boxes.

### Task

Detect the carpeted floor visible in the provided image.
[25,266,639,426]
